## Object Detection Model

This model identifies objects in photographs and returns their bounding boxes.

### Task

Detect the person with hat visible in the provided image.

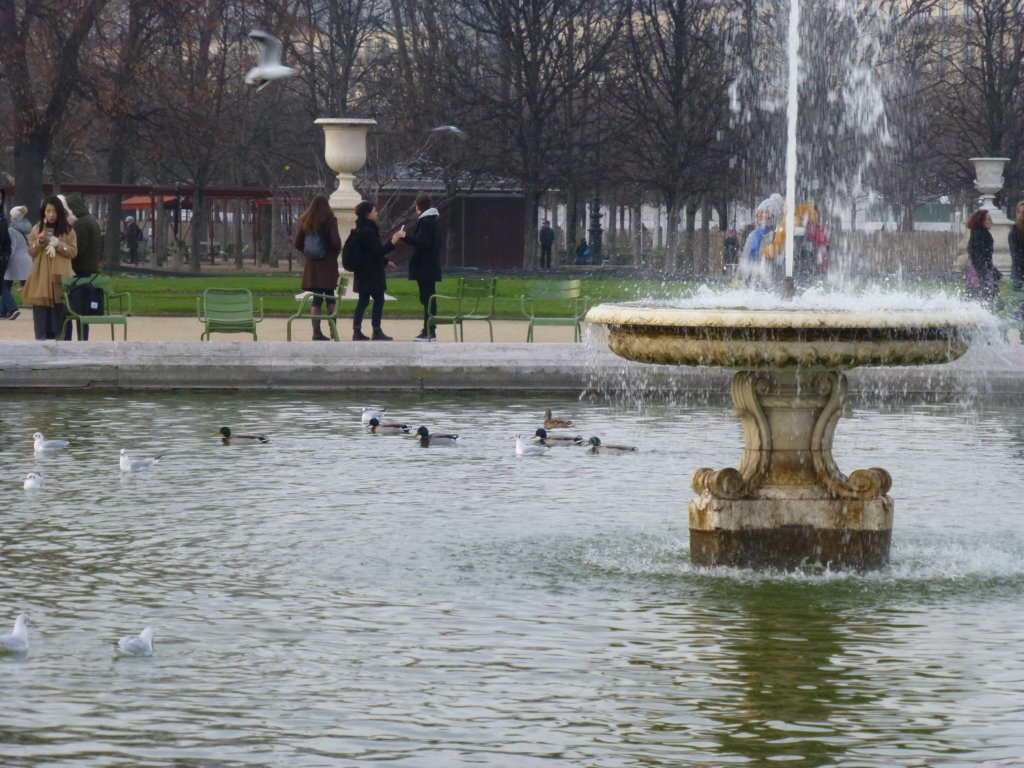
[3,204,33,320]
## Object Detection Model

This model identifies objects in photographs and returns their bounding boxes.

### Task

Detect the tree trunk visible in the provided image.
[12,132,47,218]
[234,200,244,269]
[190,189,205,273]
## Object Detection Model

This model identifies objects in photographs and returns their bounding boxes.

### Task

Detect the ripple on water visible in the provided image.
[1,392,1023,766]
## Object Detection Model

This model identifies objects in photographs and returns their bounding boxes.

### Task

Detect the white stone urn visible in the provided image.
[316,117,376,299]
[586,302,988,570]
[970,157,1013,273]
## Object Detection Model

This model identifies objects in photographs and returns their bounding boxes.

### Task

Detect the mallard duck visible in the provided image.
[116,627,155,657]
[218,427,269,445]
[533,428,582,446]
[586,436,638,455]
[360,406,387,424]
[0,614,30,654]
[33,431,69,452]
[366,418,410,435]
[120,449,163,472]
[543,408,575,429]
[23,472,45,490]
[516,433,550,456]
[415,426,459,447]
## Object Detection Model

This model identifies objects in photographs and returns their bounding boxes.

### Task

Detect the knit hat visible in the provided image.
[125,216,135,224]
[9,205,27,222]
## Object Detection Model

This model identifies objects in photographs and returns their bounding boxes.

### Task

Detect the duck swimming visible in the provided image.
[415,426,459,447]
[586,436,638,455]
[366,418,411,435]
[543,409,575,429]
[533,428,582,446]
[218,427,269,445]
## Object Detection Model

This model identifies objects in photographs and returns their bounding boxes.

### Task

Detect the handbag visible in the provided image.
[68,274,105,316]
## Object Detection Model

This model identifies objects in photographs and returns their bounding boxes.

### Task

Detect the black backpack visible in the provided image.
[303,230,326,260]
[341,228,363,271]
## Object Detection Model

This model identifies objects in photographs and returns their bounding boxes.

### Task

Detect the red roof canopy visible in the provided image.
[121,195,178,210]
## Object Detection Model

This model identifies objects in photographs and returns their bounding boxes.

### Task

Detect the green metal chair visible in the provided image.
[61,274,132,340]
[196,288,264,340]
[519,279,588,342]
[286,277,346,341]
[427,277,497,342]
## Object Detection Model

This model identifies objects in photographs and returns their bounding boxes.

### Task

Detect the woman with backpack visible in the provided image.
[293,194,341,341]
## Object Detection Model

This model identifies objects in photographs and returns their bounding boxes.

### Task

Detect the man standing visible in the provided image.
[399,193,443,341]
[124,216,142,264]
[66,194,103,340]
[539,219,555,270]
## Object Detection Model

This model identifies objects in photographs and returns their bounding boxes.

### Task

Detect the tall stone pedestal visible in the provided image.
[316,118,376,300]
[971,157,1013,276]
[688,370,893,570]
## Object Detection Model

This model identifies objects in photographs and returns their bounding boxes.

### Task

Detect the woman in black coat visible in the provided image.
[965,208,998,308]
[351,201,400,341]
[399,192,443,341]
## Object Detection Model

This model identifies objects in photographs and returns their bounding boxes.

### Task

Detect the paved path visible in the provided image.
[0,313,561,344]
[1,313,1021,395]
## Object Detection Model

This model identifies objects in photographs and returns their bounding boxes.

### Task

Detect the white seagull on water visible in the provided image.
[0,614,31,654]
[33,431,70,452]
[120,449,162,472]
[23,472,45,490]
[116,627,155,657]
[244,30,295,91]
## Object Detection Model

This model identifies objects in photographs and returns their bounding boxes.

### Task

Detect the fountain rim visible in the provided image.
[585,303,989,331]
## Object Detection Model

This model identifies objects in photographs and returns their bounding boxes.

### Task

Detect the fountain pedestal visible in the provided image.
[689,368,892,569]
[585,304,981,571]
[971,157,1013,276]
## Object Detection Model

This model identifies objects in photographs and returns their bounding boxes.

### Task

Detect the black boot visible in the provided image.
[371,328,393,341]
[352,328,370,341]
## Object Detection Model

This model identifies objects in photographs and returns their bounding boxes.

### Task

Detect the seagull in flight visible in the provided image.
[430,125,466,138]
[245,30,295,91]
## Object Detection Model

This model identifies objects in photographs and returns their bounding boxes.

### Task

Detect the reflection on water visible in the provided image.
[2,392,1023,766]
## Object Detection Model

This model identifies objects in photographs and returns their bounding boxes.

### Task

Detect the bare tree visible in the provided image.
[0,0,107,210]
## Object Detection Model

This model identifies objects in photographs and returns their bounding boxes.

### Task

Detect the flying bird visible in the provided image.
[244,30,295,91]
[430,125,466,138]
[115,627,155,657]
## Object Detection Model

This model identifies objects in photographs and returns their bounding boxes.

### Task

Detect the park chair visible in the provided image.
[61,274,132,340]
[287,276,347,341]
[196,288,264,340]
[519,279,589,342]
[428,277,497,342]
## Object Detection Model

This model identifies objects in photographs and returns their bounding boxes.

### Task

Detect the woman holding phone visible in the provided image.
[23,195,77,339]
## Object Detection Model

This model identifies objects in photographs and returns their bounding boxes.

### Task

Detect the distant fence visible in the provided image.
[601,230,962,279]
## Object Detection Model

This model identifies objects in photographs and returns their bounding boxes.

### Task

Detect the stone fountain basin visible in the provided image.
[585,304,986,369]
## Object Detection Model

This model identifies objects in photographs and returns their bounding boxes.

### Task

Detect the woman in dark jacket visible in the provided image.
[351,200,401,341]
[400,192,443,341]
[965,208,998,308]
[293,194,342,340]
[1009,200,1024,291]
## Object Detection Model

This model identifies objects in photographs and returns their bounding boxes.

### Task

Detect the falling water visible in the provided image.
[784,0,800,280]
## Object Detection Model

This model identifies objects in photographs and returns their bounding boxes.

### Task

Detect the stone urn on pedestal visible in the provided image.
[970,157,1013,275]
[316,117,377,299]
[585,303,986,571]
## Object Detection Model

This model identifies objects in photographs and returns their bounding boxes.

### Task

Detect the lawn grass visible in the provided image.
[110,271,706,317]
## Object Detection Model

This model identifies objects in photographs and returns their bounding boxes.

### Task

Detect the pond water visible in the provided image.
[2,391,1023,767]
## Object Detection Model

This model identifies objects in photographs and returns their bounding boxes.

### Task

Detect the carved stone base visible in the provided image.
[689,495,893,570]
